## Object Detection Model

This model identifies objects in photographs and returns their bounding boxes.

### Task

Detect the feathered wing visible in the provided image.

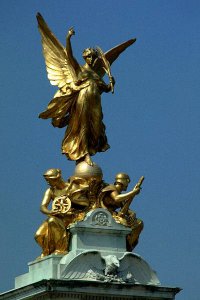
[105,38,136,65]
[94,38,136,77]
[61,251,105,280]
[36,13,80,90]
[118,253,160,285]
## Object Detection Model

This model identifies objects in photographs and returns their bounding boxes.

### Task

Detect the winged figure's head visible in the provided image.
[82,48,98,66]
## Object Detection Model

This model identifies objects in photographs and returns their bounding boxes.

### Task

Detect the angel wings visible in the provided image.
[36,13,136,164]
[37,12,136,91]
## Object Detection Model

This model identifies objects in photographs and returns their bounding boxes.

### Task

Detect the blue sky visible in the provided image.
[1,1,200,299]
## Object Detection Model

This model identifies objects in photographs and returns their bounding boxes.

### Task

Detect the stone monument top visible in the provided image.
[0,13,181,300]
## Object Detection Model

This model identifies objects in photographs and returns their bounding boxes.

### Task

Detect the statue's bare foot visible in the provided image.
[36,252,48,260]
[53,250,68,255]
[85,154,93,166]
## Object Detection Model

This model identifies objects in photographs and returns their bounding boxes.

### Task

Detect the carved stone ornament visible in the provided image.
[92,212,110,226]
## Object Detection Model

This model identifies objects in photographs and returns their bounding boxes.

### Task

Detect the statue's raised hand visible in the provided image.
[68,27,75,38]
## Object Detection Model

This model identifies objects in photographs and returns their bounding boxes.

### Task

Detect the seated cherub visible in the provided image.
[98,173,144,251]
[35,169,91,258]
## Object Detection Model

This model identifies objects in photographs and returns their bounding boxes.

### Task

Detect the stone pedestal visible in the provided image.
[0,209,181,299]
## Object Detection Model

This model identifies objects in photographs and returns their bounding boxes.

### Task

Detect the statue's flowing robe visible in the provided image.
[39,67,110,161]
[35,216,70,256]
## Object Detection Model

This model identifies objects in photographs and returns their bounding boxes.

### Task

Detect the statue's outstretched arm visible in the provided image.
[110,188,139,204]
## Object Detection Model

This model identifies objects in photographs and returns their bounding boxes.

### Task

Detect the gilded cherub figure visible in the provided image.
[35,169,71,257]
[99,173,144,251]
[37,13,136,165]
[35,168,90,258]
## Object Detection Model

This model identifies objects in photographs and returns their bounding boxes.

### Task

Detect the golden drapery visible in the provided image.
[39,69,110,161]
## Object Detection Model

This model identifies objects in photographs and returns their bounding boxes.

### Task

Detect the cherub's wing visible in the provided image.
[37,13,80,89]
[93,38,136,77]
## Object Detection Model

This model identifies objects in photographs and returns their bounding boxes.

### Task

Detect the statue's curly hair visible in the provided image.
[82,47,98,59]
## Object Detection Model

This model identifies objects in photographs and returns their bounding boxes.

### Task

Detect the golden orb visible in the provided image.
[74,161,103,179]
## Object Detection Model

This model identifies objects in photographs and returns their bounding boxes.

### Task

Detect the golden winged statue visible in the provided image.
[37,13,136,166]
